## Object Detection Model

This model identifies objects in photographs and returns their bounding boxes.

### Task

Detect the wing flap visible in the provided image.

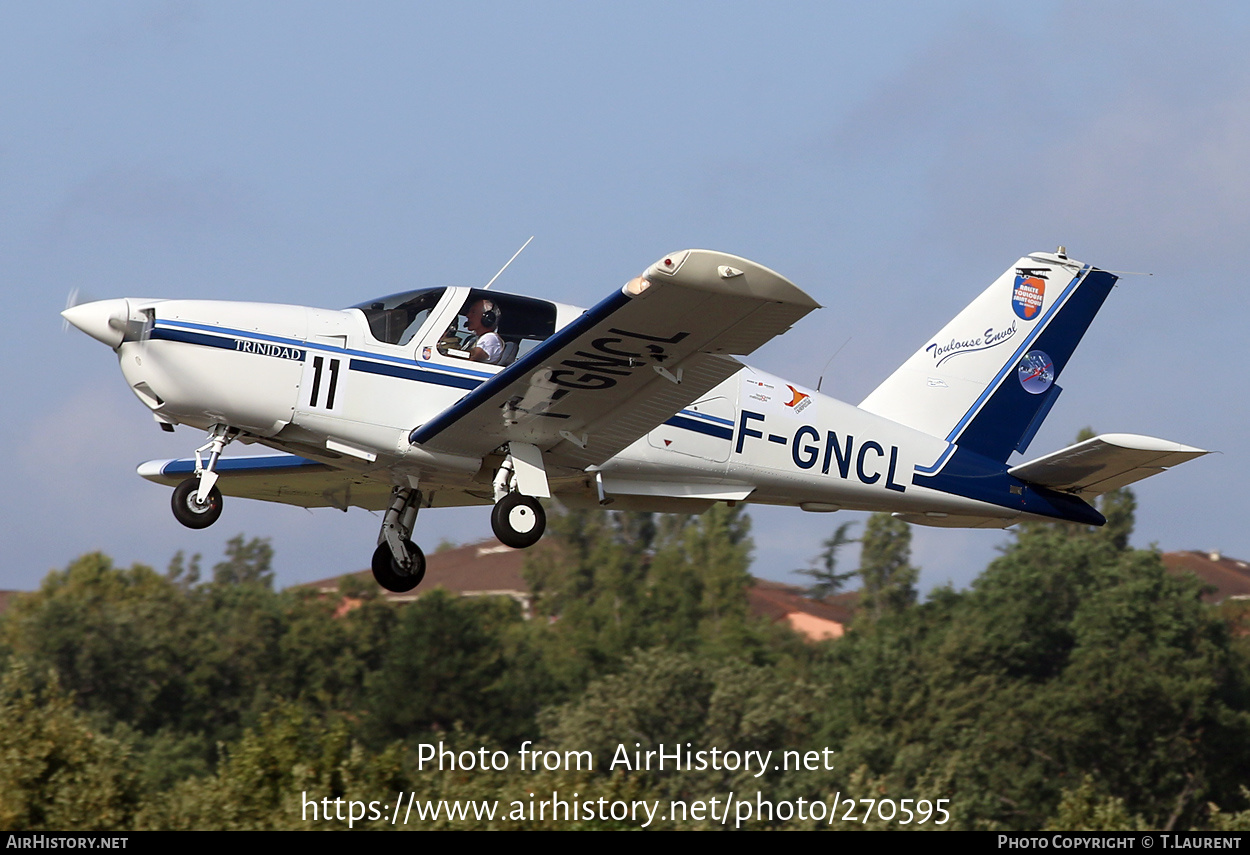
[1007,433,1209,495]
[409,249,818,469]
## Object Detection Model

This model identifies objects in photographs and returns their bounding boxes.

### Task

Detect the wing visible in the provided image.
[138,454,396,510]
[140,453,497,510]
[409,249,819,470]
[1008,433,1209,495]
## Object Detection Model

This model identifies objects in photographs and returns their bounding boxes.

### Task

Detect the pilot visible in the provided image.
[465,298,504,364]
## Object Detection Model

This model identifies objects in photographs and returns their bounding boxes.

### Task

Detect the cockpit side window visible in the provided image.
[437,290,557,366]
[351,288,446,346]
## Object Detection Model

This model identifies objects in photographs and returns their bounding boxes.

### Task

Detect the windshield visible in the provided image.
[350,288,446,346]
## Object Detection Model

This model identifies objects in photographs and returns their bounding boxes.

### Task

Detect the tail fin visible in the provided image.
[858,251,1117,462]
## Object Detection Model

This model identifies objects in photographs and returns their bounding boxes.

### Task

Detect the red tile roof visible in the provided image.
[1161,550,1250,603]
[304,539,854,639]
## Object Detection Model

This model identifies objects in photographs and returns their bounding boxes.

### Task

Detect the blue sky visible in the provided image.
[4,1,1246,592]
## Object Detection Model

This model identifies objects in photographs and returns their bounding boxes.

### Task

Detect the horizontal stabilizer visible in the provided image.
[1007,433,1208,495]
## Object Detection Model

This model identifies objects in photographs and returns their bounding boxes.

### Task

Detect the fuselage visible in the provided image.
[69,284,1099,528]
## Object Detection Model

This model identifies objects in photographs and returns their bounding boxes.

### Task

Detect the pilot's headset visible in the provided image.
[479,299,499,330]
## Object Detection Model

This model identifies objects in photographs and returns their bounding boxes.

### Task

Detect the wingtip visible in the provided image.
[137,459,173,480]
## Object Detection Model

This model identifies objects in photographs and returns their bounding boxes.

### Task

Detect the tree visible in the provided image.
[798,520,858,598]
[0,553,196,732]
[212,535,275,588]
[808,520,1250,830]
[857,513,918,619]
[362,590,541,745]
[523,508,655,686]
[0,663,140,830]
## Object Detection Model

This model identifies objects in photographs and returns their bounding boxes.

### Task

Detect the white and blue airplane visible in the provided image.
[62,248,1207,591]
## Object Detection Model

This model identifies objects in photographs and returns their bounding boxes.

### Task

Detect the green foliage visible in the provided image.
[1207,788,1250,831]
[1047,777,1147,831]
[362,590,545,746]
[649,504,759,658]
[811,525,1250,830]
[0,553,197,733]
[857,513,918,619]
[542,649,821,798]
[525,505,766,686]
[211,534,275,588]
[0,663,140,831]
[798,520,858,598]
[5,491,1249,832]
[139,703,408,830]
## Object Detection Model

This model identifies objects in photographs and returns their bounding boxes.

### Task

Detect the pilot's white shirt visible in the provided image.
[474,330,504,364]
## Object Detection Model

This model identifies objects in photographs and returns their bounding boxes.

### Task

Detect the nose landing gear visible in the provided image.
[171,478,223,529]
[171,424,237,530]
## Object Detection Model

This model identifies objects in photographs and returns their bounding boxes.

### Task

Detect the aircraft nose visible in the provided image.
[62,298,130,348]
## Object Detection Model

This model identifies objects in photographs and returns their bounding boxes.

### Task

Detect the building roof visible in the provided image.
[747,579,856,640]
[304,539,853,640]
[303,540,531,605]
[1161,550,1250,603]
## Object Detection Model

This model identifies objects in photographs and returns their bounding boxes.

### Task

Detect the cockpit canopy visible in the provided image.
[351,287,559,365]
[351,287,446,346]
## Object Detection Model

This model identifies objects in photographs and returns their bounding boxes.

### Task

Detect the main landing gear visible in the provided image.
[491,493,546,548]
[488,453,547,548]
[372,486,426,593]
[369,453,548,593]
[171,424,236,529]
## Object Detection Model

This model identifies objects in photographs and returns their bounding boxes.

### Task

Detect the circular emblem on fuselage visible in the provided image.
[1012,275,1045,320]
[422,346,432,360]
[1017,350,1054,394]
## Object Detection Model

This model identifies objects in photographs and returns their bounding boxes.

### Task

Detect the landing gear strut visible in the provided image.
[171,424,237,529]
[489,453,547,548]
[372,486,426,593]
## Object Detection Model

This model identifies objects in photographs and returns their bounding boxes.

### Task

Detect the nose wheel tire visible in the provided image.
[490,493,546,548]
[371,540,426,593]
[171,479,223,529]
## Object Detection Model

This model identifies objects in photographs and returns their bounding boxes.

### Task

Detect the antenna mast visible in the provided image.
[483,236,534,290]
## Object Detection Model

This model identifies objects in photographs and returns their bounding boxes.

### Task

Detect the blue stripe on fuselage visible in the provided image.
[349,358,479,390]
[664,414,732,440]
[152,318,495,381]
[153,312,737,447]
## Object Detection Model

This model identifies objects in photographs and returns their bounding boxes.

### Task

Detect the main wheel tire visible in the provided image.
[371,539,426,593]
[490,493,546,548]
[171,479,223,529]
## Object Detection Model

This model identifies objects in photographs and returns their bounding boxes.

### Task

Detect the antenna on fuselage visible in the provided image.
[816,336,852,393]
[483,236,534,291]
